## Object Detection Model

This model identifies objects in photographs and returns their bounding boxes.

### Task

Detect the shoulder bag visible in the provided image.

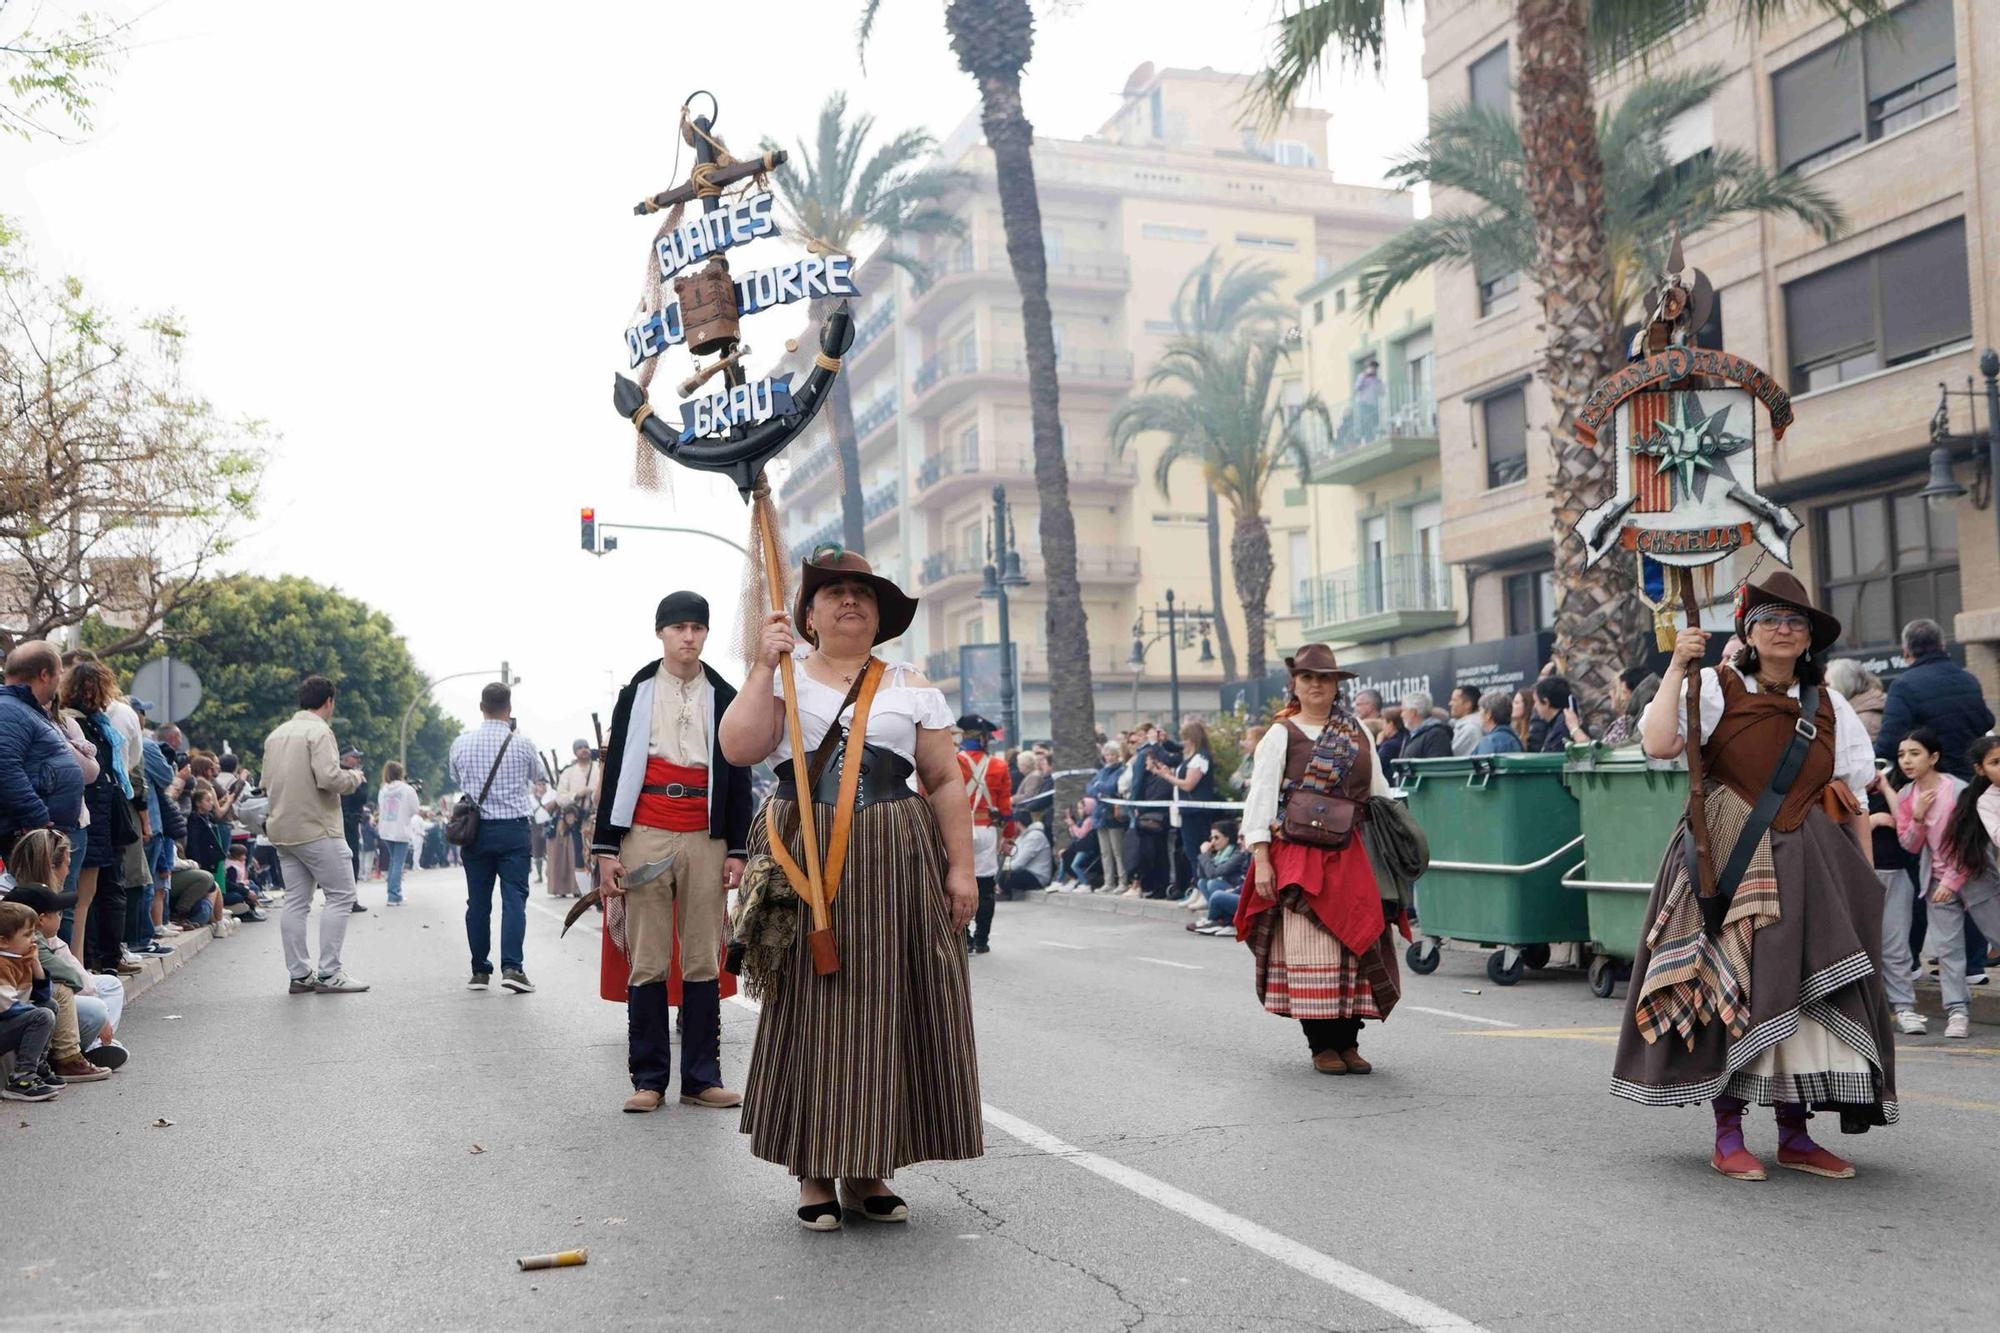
[446,731,514,847]
[1278,720,1364,849]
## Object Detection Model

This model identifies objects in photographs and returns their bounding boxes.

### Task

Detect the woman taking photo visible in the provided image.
[1151,720,1221,908]
[1236,644,1402,1075]
[1615,570,1893,1181]
[720,546,981,1231]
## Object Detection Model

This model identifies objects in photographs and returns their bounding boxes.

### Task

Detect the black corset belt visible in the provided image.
[773,742,917,809]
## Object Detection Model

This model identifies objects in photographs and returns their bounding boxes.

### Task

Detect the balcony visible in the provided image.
[863,480,900,530]
[1300,555,1455,644]
[913,439,1136,504]
[852,392,899,446]
[925,640,1170,687]
[919,543,1141,594]
[907,249,1131,324]
[790,515,845,564]
[779,440,836,501]
[1300,386,1440,486]
[849,304,895,354]
[909,345,1134,416]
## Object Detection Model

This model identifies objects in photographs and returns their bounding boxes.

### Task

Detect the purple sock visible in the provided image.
[1712,1095,1749,1155]
[1775,1102,1815,1152]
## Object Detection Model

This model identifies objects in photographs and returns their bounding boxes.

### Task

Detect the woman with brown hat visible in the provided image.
[1235,644,1408,1074]
[1617,569,1894,1181]
[719,545,982,1230]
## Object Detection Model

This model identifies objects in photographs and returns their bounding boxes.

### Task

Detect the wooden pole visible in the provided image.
[1679,568,1718,910]
[756,486,839,975]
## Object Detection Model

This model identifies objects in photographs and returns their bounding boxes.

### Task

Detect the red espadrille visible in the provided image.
[1711,1145,1768,1181]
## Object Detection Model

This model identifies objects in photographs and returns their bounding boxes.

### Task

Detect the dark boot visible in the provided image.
[1711,1095,1766,1180]
[677,979,737,1104]
[1775,1102,1854,1178]
[626,981,672,1103]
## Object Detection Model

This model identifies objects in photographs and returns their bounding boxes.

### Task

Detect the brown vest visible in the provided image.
[1701,665,1836,833]
[1281,717,1375,802]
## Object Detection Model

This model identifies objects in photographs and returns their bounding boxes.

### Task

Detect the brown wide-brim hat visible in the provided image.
[1284,642,1356,682]
[1734,568,1841,656]
[794,544,919,646]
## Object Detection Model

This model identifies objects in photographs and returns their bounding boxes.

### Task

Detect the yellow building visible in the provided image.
[1416,0,1999,697]
[778,65,1413,736]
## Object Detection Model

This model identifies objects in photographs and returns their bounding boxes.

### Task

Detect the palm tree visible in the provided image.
[1354,67,1844,334]
[1164,252,1292,682]
[1250,0,1885,708]
[1110,335,1328,680]
[763,93,964,553]
[861,0,1096,784]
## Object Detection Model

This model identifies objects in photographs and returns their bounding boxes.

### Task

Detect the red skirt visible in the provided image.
[1235,837,1385,957]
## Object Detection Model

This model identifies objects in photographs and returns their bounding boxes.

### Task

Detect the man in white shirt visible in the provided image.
[1449,685,1484,757]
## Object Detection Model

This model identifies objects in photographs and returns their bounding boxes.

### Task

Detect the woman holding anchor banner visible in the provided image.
[720,545,982,1232]
[1615,570,1894,1180]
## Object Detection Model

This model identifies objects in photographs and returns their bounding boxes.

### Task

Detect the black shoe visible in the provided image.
[349,903,368,914]
[797,1200,841,1232]
[468,972,491,990]
[1,1073,60,1102]
[243,909,268,922]
[37,1061,64,1088]
[500,969,535,994]
[289,975,318,994]
[83,1042,129,1070]
[972,943,991,955]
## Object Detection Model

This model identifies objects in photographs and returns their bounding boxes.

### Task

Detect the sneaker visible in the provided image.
[1896,1010,1929,1035]
[500,969,535,994]
[313,971,370,993]
[1,1073,60,1102]
[242,909,269,922]
[83,1042,129,1070]
[468,972,491,990]
[138,942,174,956]
[971,943,991,955]
[385,900,404,908]
[52,1055,111,1083]
[288,975,318,994]
[1945,1011,1972,1039]
[348,903,368,914]
[1968,973,1989,987]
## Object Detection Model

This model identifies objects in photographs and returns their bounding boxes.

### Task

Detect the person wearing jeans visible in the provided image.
[262,675,369,994]
[376,761,420,906]
[448,682,549,994]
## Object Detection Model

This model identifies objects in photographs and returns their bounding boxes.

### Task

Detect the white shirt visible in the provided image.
[647,664,711,766]
[772,658,953,767]
[1451,714,1483,756]
[1675,667,1874,807]
[377,780,421,842]
[1242,718,1391,847]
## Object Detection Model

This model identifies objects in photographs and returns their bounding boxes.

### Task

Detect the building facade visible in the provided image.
[1421,0,1999,696]
[778,65,1413,738]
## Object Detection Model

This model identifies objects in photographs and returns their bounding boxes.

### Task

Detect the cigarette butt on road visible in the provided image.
[517,1249,588,1271]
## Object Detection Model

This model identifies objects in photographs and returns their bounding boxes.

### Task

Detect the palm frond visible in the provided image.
[1357,210,1529,317]
[1246,1,1409,129]
[856,0,886,68]
[1385,101,1526,215]
[1587,0,1890,67]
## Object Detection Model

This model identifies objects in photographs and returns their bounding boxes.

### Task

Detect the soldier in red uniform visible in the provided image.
[956,713,1014,955]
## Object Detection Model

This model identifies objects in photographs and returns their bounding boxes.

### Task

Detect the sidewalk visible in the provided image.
[120,920,226,1007]
[1026,887,2000,1026]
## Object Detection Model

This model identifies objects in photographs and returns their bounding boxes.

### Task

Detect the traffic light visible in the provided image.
[581,507,596,552]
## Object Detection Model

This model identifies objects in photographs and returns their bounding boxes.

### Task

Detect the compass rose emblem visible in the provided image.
[1632,391,1752,501]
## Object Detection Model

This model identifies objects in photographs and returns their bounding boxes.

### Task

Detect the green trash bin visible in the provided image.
[1562,743,1687,998]
[1391,752,1586,986]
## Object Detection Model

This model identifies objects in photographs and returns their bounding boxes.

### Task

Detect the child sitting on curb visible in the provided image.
[0,900,59,1101]
[4,830,131,1078]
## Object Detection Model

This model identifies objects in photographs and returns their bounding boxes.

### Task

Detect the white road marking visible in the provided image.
[727,991,1486,1330]
[527,898,598,934]
[1403,1005,1517,1029]
[980,1104,1490,1331]
[1135,957,1202,970]
[1038,941,1090,950]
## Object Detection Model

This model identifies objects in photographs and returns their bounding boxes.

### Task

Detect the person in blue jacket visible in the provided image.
[0,643,83,856]
[1874,619,1994,781]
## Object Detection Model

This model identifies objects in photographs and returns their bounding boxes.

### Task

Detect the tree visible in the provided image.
[764,93,965,553]
[1163,251,1293,683]
[1354,67,1845,336]
[0,1,123,140]
[108,575,462,796]
[1,223,267,654]
[860,0,1097,791]
[1111,334,1327,681]
[1250,0,1885,709]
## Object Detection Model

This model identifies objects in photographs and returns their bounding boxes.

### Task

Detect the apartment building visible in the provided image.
[777,65,1413,737]
[1413,0,1999,697]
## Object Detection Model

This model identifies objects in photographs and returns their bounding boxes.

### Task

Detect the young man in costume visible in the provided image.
[956,713,1014,955]
[592,591,754,1112]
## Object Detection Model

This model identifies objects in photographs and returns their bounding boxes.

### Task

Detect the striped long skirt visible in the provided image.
[739,794,984,1179]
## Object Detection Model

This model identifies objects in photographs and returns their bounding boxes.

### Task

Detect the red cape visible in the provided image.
[599,900,735,1004]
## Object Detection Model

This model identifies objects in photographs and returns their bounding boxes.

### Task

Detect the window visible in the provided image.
[1235,233,1298,252]
[1312,299,1324,325]
[1480,386,1529,489]
[1268,139,1316,168]
[958,423,980,463]
[1142,222,1207,243]
[1468,43,1509,117]
[1477,260,1520,317]
[1503,570,1554,637]
[1334,288,1347,314]
[1819,489,1959,650]
[1289,531,1312,617]
[1149,87,1164,139]
[962,521,983,560]
[1773,0,1956,172]
[1041,227,1063,263]
[1784,219,1971,392]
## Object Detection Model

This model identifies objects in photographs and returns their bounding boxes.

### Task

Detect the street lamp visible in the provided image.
[978,484,1029,744]
[1130,588,1215,730]
[400,665,517,770]
[1920,354,2000,554]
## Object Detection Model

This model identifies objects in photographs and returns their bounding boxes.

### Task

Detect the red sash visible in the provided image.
[634,758,709,832]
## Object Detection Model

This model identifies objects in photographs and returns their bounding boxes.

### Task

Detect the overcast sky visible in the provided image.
[3,0,1426,759]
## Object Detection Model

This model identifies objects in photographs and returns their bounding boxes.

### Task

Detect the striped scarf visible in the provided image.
[1632,782,1781,1049]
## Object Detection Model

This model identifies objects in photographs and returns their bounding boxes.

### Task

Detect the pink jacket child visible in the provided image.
[1898,773,1970,892]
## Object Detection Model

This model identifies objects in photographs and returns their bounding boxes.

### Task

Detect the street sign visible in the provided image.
[130,656,203,723]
